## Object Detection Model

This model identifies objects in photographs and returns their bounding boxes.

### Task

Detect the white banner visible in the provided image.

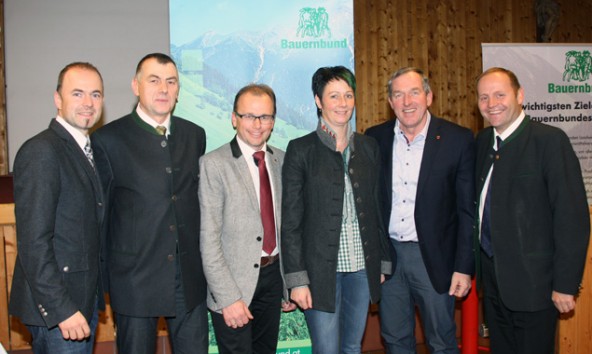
[482,43,592,203]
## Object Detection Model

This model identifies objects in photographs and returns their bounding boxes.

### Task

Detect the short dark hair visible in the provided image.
[56,62,103,93]
[135,53,177,76]
[311,66,356,118]
[476,67,522,95]
[387,67,431,97]
[233,84,277,116]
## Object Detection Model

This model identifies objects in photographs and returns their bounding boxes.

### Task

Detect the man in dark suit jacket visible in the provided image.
[91,53,208,353]
[366,67,475,354]
[10,62,105,353]
[475,67,589,354]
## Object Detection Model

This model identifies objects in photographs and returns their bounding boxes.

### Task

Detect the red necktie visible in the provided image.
[253,151,276,254]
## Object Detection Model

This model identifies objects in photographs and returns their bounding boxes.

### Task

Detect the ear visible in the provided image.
[131,77,140,97]
[387,95,396,111]
[231,111,238,129]
[516,87,525,105]
[426,91,434,107]
[54,91,62,111]
[314,95,322,111]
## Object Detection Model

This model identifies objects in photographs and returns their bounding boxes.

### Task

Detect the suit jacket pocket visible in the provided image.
[56,252,90,273]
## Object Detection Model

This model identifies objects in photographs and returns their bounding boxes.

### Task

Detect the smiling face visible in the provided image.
[232,92,275,151]
[477,71,524,134]
[54,67,103,135]
[388,71,432,136]
[314,78,355,130]
[132,58,179,124]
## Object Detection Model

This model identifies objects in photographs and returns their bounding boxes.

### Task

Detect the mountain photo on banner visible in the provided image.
[169,0,354,152]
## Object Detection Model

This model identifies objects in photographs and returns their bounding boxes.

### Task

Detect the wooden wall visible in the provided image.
[353,0,592,133]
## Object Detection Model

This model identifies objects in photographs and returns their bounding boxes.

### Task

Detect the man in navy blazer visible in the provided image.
[475,67,589,354]
[366,67,475,354]
[10,62,105,353]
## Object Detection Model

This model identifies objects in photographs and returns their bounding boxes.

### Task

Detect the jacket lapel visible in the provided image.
[50,119,104,223]
[230,137,260,211]
[416,117,441,199]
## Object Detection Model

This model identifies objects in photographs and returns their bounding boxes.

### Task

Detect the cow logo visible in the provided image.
[563,50,592,82]
[296,7,331,39]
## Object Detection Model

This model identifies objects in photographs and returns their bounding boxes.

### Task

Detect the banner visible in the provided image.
[170,1,354,352]
[170,0,354,153]
[482,44,592,203]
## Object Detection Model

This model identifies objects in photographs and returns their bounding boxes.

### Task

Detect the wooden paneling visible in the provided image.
[354,0,592,134]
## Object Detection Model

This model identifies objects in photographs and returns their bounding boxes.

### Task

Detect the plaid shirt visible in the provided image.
[336,147,365,272]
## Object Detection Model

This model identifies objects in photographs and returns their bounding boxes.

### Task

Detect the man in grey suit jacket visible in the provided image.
[200,84,295,354]
[9,62,105,353]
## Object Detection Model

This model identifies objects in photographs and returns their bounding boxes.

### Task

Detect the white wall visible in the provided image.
[5,0,170,171]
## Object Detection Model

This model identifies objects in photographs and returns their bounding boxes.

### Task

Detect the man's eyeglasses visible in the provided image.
[235,112,275,125]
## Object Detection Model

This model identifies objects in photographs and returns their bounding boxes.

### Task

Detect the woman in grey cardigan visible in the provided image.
[281,66,391,354]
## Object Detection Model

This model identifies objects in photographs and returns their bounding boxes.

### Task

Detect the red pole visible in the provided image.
[461,277,479,354]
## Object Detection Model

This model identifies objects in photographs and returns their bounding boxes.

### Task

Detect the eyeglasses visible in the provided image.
[234,112,275,125]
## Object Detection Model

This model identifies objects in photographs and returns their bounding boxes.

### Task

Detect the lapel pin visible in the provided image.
[436,135,441,140]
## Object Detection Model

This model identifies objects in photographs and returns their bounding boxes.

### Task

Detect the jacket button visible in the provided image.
[349,168,355,174]
[166,167,172,174]
[356,197,362,203]
[257,237,262,241]
[161,141,168,148]
[167,254,174,261]
[63,266,69,272]
[353,183,360,188]
[171,195,178,201]
[169,225,176,231]
[254,264,260,268]
[42,312,48,317]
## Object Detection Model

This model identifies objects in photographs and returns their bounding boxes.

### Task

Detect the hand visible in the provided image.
[380,274,386,284]
[222,300,253,329]
[552,291,576,313]
[290,286,313,310]
[448,272,471,297]
[58,311,90,340]
[281,300,298,312]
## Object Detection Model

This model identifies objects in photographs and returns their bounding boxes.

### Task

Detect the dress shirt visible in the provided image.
[56,116,89,151]
[236,136,279,256]
[135,103,170,136]
[389,114,431,242]
[478,111,526,239]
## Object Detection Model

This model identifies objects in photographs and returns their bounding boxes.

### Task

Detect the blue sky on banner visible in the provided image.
[169,0,354,152]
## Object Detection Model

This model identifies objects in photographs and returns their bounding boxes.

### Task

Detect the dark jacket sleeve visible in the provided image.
[13,139,78,327]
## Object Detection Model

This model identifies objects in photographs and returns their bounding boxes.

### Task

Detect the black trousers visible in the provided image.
[481,252,558,354]
[211,261,283,354]
[114,259,208,354]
